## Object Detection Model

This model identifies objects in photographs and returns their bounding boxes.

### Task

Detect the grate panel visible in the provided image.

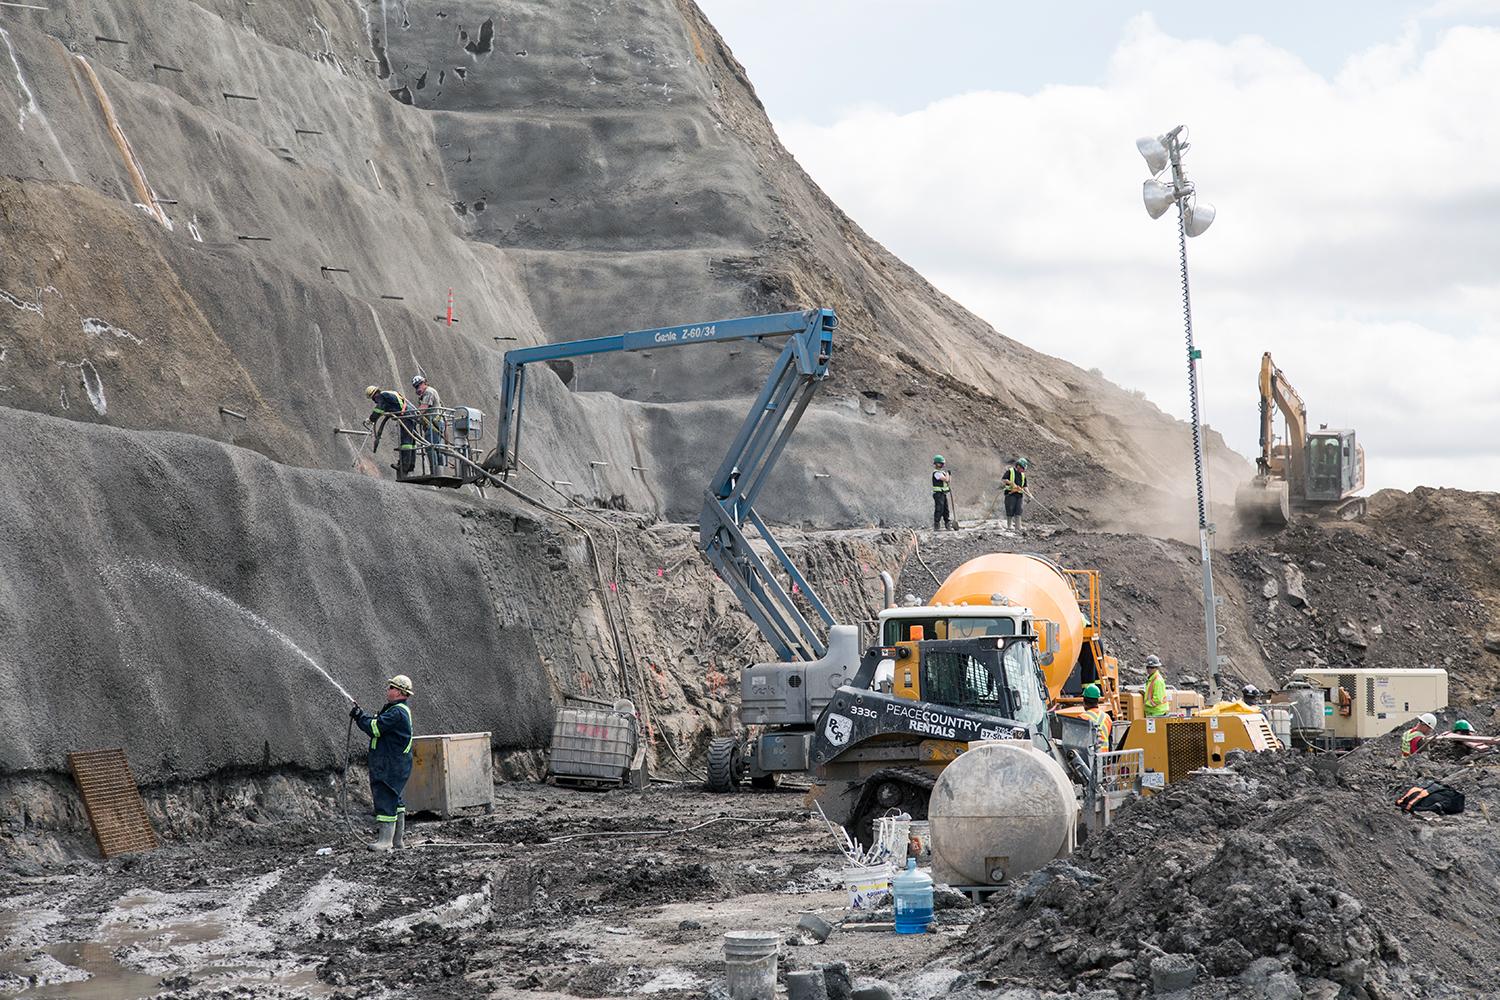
[1165,720,1208,778]
[67,748,158,859]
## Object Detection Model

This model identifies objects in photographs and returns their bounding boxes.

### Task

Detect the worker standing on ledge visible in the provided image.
[1002,457,1029,533]
[411,374,445,471]
[1401,712,1437,758]
[351,675,416,852]
[931,455,954,531]
[1082,683,1112,754]
[364,386,418,477]
[1143,654,1169,717]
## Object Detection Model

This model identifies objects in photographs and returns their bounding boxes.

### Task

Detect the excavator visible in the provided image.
[1235,351,1365,526]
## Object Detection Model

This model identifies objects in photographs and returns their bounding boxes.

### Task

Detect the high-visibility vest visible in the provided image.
[932,470,951,493]
[1144,670,1168,717]
[1401,728,1424,758]
[1003,466,1027,494]
[1084,707,1112,753]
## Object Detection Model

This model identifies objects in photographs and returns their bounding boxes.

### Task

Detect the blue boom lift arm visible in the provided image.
[488,308,838,663]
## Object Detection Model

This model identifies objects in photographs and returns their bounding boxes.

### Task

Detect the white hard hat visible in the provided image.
[364,385,380,398]
[388,674,414,695]
[1419,713,1437,728]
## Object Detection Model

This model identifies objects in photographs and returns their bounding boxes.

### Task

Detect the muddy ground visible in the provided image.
[0,779,978,1000]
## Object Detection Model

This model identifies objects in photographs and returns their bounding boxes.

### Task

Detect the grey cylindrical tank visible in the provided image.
[1286,683,1325,734]
[927,741,1077,886]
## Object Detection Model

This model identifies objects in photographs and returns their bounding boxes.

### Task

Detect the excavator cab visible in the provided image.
[1305,428,1362,502]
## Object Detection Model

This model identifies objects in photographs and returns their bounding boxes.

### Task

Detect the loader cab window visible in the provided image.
[922,651,1003,713]
[1001,641,1047,730]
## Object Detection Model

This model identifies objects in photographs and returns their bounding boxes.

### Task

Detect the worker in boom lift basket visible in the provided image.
[1143,654,1169,717]
[411,374,445,471]
[1082,683,1112,755]
[1003,457,1029,533]
[365,386,418,477]
[931,455,954,531]
[1401,713,1437,759]
[350,675,416,852]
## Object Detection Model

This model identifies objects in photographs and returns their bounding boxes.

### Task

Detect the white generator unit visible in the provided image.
[1290,668,1448,743]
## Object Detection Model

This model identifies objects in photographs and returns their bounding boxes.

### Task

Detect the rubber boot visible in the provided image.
[368,822,396,852]
[394,813,406,850]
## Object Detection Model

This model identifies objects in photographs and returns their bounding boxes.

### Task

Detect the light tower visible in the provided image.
[1136,126,1223,701]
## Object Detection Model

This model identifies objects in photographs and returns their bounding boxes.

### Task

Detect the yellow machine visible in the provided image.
[1235,351,1366,526]
[1116,698,1280,787]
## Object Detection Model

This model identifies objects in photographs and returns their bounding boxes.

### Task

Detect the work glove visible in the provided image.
[362,418,374,429]
[349,703,362,721]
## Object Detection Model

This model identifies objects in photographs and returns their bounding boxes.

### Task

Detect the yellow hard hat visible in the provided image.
[387,674,414,695]
[365,385,380,398]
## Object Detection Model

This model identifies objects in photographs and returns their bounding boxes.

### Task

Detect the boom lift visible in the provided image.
[484,307,840,667]
[1235,352,1365,526]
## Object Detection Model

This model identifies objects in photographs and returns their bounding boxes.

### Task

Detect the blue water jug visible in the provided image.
[892,858,933,934]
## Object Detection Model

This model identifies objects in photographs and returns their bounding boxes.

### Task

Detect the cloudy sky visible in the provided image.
[698,1,1500,495]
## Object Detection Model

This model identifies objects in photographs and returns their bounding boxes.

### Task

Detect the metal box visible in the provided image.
[405,732,494,818]
[548,703,639,784]
[1290,668,1448,740]
[739,625,861,726]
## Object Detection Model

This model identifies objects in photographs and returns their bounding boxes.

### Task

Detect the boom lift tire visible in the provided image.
[845,766,936,848]
[706,736,743,793]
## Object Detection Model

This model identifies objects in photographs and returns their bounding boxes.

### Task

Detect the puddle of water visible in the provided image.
[15,942,161,1000]
[9,944,335,999]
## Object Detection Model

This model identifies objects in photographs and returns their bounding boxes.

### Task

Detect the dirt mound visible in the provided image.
[1230,495,1500,696]
[950,737,1500,998]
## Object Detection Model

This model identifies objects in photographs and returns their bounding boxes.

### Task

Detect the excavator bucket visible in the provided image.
[1235,478,1290,527]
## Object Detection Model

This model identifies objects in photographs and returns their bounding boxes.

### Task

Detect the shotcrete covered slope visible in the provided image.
[0,406,569,780]
[0,0,1246,528]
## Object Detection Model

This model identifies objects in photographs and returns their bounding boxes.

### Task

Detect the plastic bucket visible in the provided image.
[873,814,911,865]
[907,821,932,866]
[841,863,893,910]
[723,930,780,1000]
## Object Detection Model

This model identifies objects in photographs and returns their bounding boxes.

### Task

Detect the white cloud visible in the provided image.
[776,15,1500,496]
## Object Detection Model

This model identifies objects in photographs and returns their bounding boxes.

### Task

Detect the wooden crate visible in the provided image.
[405,732,493,818]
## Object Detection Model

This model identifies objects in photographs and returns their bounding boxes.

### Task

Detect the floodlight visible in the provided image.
[1184,199,1215,237]
[1136,135,1169,175]
[1143,179,1175,219]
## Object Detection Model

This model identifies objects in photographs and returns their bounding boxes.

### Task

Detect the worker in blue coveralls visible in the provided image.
[363,385,418,477]
[350,674,415,852]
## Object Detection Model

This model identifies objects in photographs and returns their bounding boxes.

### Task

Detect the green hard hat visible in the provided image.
[1454,720,1474,733]
[933,455,945,464]
[1017,457,1029,468]
[1082,683,1102,700]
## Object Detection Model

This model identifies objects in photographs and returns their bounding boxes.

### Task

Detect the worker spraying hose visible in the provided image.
[349,674,417,852]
